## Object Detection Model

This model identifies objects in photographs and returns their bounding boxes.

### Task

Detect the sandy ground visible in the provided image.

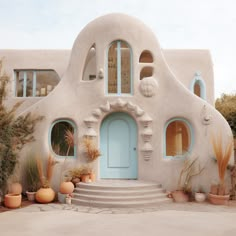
[0,202,236,236]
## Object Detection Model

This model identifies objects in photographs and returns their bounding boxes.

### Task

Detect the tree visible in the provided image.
[0,60,43,194]
[215,93,236,138]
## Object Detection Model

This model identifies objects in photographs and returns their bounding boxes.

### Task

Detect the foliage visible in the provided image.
[212,134,233,187]
[215,93,236,137]
[177,156,204,193]
[36,154,58,188]
[0,63,43,194]
[68,165,92,178]
[83,137,101,162]
[23,154,40,192]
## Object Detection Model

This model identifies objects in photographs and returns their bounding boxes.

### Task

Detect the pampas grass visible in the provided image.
[83,137,101,162]
[36,154,58,188]
[212,134,233,187]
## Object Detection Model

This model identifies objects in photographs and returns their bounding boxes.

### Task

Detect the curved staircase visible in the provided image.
[71,180,171,208]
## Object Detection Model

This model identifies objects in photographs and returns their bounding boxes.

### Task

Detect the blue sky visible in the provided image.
[0,0,235,98]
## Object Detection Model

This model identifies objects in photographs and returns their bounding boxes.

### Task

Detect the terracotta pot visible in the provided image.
[195,192,206,202]
[172,190,189,202]
[89,173,96,182]
[59,181,74,194]
[8,182,22,195]
[208,193,230,205]
[81,174,90,183]
[71,177,80,187]
[35,188,55,203]
[26,191,36,201]
[4,194,22,209]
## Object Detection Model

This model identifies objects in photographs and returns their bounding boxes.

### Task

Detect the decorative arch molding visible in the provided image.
[83,98,153,161]
[190,72,206,100]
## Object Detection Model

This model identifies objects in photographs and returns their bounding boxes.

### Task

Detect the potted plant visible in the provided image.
[208,135,233,205]
[35,154,58,203]
[172,156,204,202]
[59,129,75,194]
[23,154,40,201]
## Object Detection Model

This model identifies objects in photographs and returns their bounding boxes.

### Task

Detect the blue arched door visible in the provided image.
[100,112,137,179]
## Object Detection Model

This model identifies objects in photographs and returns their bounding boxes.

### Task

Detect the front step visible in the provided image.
[71,180,171,208]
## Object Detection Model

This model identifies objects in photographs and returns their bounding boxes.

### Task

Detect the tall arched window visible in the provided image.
[164,118,193,158]
[50,120,76,158]
[190,72,206,100]
[107,40,132,95]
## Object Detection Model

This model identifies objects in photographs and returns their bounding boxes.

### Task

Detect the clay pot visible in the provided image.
[208,193,230,205]
[172,190,189,202]
[26,191,36,201]
[8,182,22,195]
[4,194,22,209]
[59,181,74,194]
[89,173,96,182]
[35,188,55,203]
[195,192,206,202]
[81,174,90,183]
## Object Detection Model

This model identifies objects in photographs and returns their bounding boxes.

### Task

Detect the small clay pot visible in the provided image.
[4,194,22,209]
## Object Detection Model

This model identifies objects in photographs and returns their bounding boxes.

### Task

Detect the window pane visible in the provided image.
[51,121,75,156]
[16,71,24,97]
[166,121,190,156]
[36,71,60,97]
[108,42,117,93]
[194,82,201,97]
[121,42,131,93]
[26,71,33,97]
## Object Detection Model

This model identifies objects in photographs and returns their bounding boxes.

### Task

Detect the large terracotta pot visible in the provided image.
[59,181,74,194]
[35,188,55,203]
[172,190,189,202]
[208,193,230,205]
[8,182,22,195]
[4,194,22,209]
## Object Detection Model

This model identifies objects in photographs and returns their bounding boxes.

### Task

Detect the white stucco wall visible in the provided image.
[0,14,233,193]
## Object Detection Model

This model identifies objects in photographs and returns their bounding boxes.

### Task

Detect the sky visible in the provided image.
[0,0,235,98]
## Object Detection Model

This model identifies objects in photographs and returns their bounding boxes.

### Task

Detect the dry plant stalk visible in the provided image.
[83,137,101,162]
[64,129,74,156]
[212,134,233,187]
[36,154,58,188]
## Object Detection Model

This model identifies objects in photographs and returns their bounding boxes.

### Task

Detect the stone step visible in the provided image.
[74,188,163,196]
[71,197,171,208]
[71,180,170,208]
[73,192,167,202]
[76,181,161,191]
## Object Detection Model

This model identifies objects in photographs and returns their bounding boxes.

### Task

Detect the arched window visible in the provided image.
[164,118,193,158]
[140,67,153,80]
[139,50,153,63]
[190,72,206,100]
[107,40,132,95]
[82,44,96,81]
[50,120,76,158]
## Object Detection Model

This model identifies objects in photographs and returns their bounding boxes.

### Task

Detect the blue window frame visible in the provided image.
[49,120,76,158]
[106,40,133,95]
[190,72,206,100]
[164,118,194,159]
[14,70,60,97]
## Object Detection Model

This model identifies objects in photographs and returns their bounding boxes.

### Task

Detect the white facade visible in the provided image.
[0,14,233,192]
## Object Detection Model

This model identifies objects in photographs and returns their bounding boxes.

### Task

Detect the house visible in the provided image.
[0,13,234,192]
